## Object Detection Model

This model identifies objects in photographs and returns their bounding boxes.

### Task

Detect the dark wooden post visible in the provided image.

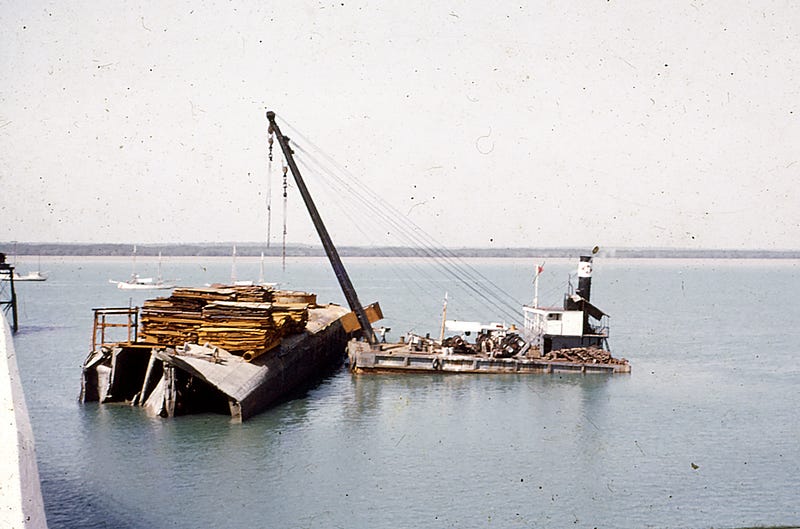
[0,253,18,332]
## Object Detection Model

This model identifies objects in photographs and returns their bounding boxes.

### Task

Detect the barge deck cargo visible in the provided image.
[349,340,630,374]
[348,254,630,376]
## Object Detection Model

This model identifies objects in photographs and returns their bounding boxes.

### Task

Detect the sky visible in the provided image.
[1,1,798,250]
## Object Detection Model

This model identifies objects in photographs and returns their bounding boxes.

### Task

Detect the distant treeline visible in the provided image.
[2,242,799,259]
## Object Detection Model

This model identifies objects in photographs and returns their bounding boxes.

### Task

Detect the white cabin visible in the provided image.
[522,306,584,338]
[521,299,609,353]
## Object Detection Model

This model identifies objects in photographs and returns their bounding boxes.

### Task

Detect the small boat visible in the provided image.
[110,274,176,290]
[110,248,176,290]
[226,248,277,288]
[11,256,48,281]
[12,270,47,282]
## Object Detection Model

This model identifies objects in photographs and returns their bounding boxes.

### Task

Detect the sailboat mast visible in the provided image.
[131,245,137,280]
[231,245,237,284]
[266,111,376,345]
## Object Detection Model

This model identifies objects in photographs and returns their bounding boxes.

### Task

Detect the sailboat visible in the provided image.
[13,270,47,281]
[109,247,176,290]
[11,255,48,281]
[227,247,277,287]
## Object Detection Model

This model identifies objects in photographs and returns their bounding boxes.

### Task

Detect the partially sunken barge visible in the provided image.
[80,286,378,421]
[349,256,630,375]
[81,111,384,421]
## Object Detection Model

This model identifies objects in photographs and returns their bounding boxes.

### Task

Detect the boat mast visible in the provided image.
[266,111,377,345]
[231,245,237,284]
[131,244,137,280]
[533,263,543,308]
[439,292,448,343]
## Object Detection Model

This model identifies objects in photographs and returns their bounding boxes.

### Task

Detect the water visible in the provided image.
[9,256,800,528]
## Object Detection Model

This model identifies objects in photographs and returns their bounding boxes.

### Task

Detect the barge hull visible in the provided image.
[81,305,350,421]
[348,340,631,375]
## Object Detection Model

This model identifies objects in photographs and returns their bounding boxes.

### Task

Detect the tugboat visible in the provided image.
[521,255,614,361]
[348,255,629,374]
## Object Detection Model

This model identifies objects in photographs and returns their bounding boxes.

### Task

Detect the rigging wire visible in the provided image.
[294,156,452,308]
[279,118,525,315]
[289,137,522,325]
[289,144,523,322]
[289,149,522,324]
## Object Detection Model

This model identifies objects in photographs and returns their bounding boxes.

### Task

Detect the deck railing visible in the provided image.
[91,307,139,350]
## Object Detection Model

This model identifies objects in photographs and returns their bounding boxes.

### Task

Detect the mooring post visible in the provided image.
[0,253,18,332]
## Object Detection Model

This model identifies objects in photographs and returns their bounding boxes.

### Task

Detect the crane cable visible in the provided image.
[266,131,274,249]
[279,117,523,312]
[287,137,522,324]
[293,151,521,325]
[281,165,288,271]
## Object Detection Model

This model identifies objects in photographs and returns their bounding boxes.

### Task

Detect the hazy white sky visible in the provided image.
[1,1,798,249]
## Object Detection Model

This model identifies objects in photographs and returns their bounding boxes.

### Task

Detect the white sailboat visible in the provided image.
[226,247,277,287]
[109,247,176,290]
[11,256,48,281]
[13,270,48,281]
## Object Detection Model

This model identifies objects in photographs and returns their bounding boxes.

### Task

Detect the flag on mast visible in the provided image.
[533,263,544,308]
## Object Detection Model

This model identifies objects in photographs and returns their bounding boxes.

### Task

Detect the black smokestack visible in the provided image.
[575,255,592,301]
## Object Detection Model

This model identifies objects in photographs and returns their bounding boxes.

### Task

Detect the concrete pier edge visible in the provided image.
[0,311,47,528]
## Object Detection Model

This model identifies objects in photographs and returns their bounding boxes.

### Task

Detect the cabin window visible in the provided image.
[547,313,562,321]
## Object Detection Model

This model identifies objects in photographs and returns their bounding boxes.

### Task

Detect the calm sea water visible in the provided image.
[9,256,800,529]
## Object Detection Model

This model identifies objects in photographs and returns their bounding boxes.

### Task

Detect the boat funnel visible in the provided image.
[575,255,593,301]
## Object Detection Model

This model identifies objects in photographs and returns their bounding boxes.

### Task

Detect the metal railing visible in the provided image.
[91,307,139,350]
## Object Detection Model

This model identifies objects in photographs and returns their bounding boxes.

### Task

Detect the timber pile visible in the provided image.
[269,303,309,334]
[139,286,310,356]
[138,297,204,345]
[171,285,273,304]
[273,290,317,305]
[543,347,628,365]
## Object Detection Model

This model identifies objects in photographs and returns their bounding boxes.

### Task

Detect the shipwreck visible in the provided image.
[80,111,383,421]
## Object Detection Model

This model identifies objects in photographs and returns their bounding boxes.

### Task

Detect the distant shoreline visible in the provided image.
[1,242,798,259]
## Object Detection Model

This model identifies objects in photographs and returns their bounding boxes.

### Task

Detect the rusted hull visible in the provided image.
[235,316,348,419]
[348,340,631,375]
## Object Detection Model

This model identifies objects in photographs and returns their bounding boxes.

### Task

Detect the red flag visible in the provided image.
[536,264,544,275]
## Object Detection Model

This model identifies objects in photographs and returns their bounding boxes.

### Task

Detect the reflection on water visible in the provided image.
[10,258,800,528]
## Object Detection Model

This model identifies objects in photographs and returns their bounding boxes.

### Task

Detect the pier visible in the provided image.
[0,311,47,528]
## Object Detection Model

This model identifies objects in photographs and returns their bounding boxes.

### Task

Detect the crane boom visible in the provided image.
[266,111,377,345]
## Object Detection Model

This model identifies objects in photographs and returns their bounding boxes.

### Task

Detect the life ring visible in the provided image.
[432,357,441,370]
